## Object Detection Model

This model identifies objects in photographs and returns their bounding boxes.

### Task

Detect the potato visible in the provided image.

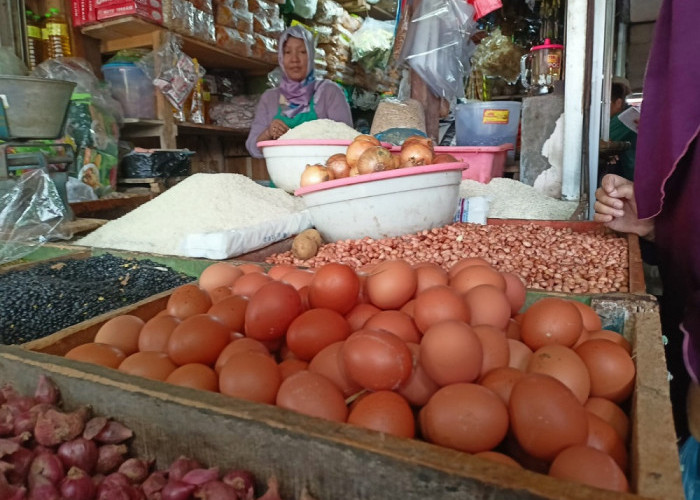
[299,229,323,248]
[292,234,319,260]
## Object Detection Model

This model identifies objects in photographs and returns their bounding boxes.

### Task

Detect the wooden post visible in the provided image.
[407,0,441,142]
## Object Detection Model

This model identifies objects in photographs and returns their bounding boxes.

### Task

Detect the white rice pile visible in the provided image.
[279,119,361,141]
[77,173,305,256]
[460,177,579,220]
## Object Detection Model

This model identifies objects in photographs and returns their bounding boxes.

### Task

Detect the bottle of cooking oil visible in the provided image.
[45,7,72,58]
[189,59,205,124]
[25,10,42,69]
[40,12,50,61]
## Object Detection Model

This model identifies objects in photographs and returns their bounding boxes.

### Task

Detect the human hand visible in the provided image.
[267,119,289,140]
[593,174,655,239]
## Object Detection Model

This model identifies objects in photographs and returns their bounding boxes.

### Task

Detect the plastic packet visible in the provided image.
[339,11,362,32]
[470,28,526,84]
[152,33,203,113]
[0,169,73,265]
[0,47,29,76]
[215,26,253,56]
[253,11,284,37]
[351,88,380,111]
[215,5,253,33]
[105,48,151,64]
[314,25,333,44]
[370,97,426,135]
[399,0,477,99]
[121,149,193,178]
[209,95,259,128]
[350,18,395,71]
[267,66,283,88]
[66,176,98,203]
[251,34,278,63]
[214,0,247,9]
[293,0,317,19]
[313,0,343,25]
[249,0,278,17]
[191,0,213,14]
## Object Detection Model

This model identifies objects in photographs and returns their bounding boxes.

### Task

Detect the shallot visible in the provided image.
[28,451,65,488]
[6,446,34,484]
[34,375,60,405]
[118,458,151,484]
[141,471,167,499]
[94,420,134,444]
[182,466,219,486]
[28,476,61,500]
[193,480,237,499]
[83,417,109,441]
[60,466,97,500]
[168,456,202,481]
[58,437,99,475]
[34,406,90,446]
[95,444,128,474]
[222,469,255,499]
[161,478,196,500]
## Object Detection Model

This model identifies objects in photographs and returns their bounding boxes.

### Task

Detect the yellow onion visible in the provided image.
[300,164,331,187]
[325,153,351,179]
[432,153,460,164]
[356,146,395,175]
[346,135,381,167]
[403,135,434,153]
[400,142,434,168]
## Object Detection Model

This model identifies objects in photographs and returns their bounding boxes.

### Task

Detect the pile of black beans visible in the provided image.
[0,254,193,344]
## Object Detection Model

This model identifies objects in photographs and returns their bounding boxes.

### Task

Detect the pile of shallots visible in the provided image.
[0,375,285,500]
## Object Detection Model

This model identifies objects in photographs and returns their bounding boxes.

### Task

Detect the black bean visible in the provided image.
[0,254,193,345]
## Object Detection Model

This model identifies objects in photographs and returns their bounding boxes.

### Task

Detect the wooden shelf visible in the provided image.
[177,123,250,137]
[81,16,275,74]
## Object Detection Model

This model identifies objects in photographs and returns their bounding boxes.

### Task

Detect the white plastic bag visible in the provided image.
[180,210,313,259]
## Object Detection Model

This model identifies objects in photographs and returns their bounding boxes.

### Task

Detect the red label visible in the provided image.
[469,0,503,20]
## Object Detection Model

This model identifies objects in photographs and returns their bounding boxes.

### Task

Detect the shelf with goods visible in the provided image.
[78,15,275,180]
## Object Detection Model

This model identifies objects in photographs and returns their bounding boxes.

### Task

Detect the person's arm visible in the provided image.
[593,174,655,240]
[246,90,280,158]
[314,80,353,127]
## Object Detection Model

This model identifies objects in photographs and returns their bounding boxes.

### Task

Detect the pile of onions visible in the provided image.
[0,375,288,500]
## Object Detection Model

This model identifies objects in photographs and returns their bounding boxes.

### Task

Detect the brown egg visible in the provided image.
[278,358,309,380]
[569,300,602,332]
[549,445,629,492]
[464,285,511,330]
[167,284,212,320]
[167,314,231,366]
[219,351,281,404]
[397,342,440,407]
[509,373,588,461]
[244,281,302,341]
[502,272,527,316]
[365,260,417,310]
[479,366,526,405]
[420,320,483,386]
[413,262,449,295]
[584,397,630,443]
[472,325,510,377]
[348,391,415,438]
[474,451,522,468]
[507,339,533,371]
[505,318,521,340]
[65,342,126,369]
[138,314,180,352]
[413,285,469,334]
[276,371,348,422]
[166,363,219,391]
[118,351,177,381]
[585,412,628,471]
[308,341,361,397]
[587,329,632,354]
[280,269,315,290]
[236,263,265,274]
[526,345,591,404]
[520,298,583,350]
[575,339,635,403]
[286,308,351,361]
[198,262,243,294]
[448,257,491,278]
[207,295,248,333]
[364,310,420,343]
[208,286,233,304]
[345,303,381,331]
[421,383,509,453]
[231,272,272,298]
[400,299,416,318]
[94,315,144,355]
[342,329,413,391]
[267,264,297,281]
[308,262,360,314]
[450,265,506,295]
[214,338,271,373]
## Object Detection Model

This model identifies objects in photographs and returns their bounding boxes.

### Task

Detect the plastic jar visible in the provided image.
[102,62,156,119]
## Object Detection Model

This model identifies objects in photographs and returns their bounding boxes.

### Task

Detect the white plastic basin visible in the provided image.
[294,163,466,242]
[258,140,352,193]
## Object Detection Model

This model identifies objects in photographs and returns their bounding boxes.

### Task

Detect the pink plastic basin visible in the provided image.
[389,143,514,183]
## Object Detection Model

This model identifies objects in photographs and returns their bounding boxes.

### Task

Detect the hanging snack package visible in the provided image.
[350,18,395,71]
[152,33,202,116]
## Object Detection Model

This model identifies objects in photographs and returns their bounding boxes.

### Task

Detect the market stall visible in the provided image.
[0,0,688,498]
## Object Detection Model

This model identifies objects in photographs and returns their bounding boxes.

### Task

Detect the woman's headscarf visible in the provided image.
[278,25,317,118]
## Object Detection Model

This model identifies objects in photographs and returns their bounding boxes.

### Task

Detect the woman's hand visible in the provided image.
[593,174,655,239]
[267,119,290,140]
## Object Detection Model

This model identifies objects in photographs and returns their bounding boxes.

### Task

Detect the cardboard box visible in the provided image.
[96,0,163,23]
[71,0,96,27]
[16,291,682,499]
[95,0,161,9]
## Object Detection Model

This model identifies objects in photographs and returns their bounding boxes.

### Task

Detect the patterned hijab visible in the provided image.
[277,25,316,118]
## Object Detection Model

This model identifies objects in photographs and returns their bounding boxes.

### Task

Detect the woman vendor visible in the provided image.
[246,25,353,158]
